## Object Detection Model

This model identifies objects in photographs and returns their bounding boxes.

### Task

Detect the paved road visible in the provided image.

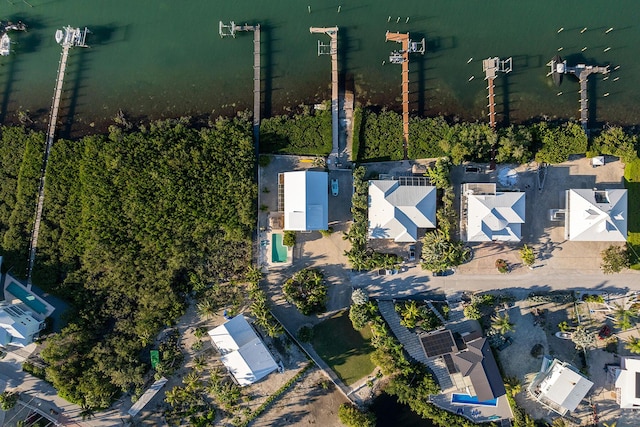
[353,267,640,299]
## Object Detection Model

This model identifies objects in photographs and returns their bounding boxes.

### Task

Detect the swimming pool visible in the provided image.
[451,393,498,407]
[271,233,288,263]
[6,281,48,315]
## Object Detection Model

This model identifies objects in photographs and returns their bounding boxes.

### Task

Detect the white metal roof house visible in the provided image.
[464,184,525,242]
[282,171,328,231]
[565,189,627,241]
[529,358,593,415]
[615,357,640,409]
[208,315,279,386]
[368,179,436,242]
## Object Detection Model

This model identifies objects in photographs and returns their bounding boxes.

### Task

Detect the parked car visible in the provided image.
[378,269,399,276]
[408,245,416,261]
[555,331,573,340]
[432,269,454,277]
[331,178,339,196]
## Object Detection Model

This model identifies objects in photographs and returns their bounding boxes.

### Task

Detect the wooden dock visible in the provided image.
[482,57,512,129]
[26,44,71,285]
[220,22,262,151]
[310,27,339,156]
[385,32,410,159]
[567,64,609,132]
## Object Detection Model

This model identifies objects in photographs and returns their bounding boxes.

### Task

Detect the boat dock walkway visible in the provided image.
[386,31,425,159]
[219,22,262,149]
[482,57,512,129]
[310,27,339,158]
[27,27,89,285]
[566,64,609,132]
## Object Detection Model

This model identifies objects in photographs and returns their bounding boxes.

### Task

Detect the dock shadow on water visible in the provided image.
[60,46,91,138]
[261,21,274,119]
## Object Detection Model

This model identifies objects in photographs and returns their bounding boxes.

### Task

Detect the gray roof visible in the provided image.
[453,337,506,401]
[368,180,436,242]
[565,189,627,241]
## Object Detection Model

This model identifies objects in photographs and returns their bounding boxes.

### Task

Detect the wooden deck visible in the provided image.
[385,31,410,159]
[487,77,496,128]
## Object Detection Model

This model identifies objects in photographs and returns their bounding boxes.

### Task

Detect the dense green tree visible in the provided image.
[534,122,587,164]
[338,403,376,427]
[0,391,19,411]
[601,244,630,274]
[625,337,640,354]
[591,126,638,163]
[283,268,327,315]
[26,118,257,409]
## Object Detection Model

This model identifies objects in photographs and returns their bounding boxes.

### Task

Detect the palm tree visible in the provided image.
[183,370,201,392]
[491,312,515,335]
[164,386,182,408]
[625,337,640,354]
[400,301,422,329]
[196,299,217,319]
[613,303,636,331]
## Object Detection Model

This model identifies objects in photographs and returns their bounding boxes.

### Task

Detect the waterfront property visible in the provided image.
[0,303,45,348]
[529,357,594,415]
[279,171,328,231]
[368,178,436,242]
[208,315,279,386]
[564,188,627,241]
[463,183,525,242]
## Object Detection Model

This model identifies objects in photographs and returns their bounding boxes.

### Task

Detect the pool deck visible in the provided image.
[3,275,55,320]
[260,227,293,271]
[431,393,512,423]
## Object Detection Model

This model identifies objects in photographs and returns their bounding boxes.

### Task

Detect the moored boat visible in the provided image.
[0,33,10,56]
[550,55,565,86]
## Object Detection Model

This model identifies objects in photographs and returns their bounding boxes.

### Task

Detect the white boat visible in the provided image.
[0,33,10,56]
[55,29,64,44]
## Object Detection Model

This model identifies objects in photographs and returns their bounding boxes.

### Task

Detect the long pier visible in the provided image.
[310,27,339,157]
[220,22,261,149]
[482,57,512,129]
[27,27,88,285]
[385,31,425,159]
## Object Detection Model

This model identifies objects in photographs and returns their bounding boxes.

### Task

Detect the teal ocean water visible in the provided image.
[1,0,639,133]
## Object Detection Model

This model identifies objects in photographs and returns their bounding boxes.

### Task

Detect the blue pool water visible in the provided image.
[6,282,48,315]
[271,233,288,263]
[451,394,498,407]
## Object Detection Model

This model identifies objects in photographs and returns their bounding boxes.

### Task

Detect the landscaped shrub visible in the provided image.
[495,259,509,273]
[283,268,327,315]
[283,230,296,247]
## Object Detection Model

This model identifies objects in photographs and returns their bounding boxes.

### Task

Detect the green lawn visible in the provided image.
[312,310,375,386]
[625,158,640,269]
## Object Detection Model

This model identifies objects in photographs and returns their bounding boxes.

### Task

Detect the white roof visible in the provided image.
[615,357,640,409]
[0,304,42,348]
[208,315,278,386]
[566,189,627,241]
[368,180,436,242]
[466,191,525,242]
[128,377,168,417]
[283,171,328,231]
[539,360,593,413]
